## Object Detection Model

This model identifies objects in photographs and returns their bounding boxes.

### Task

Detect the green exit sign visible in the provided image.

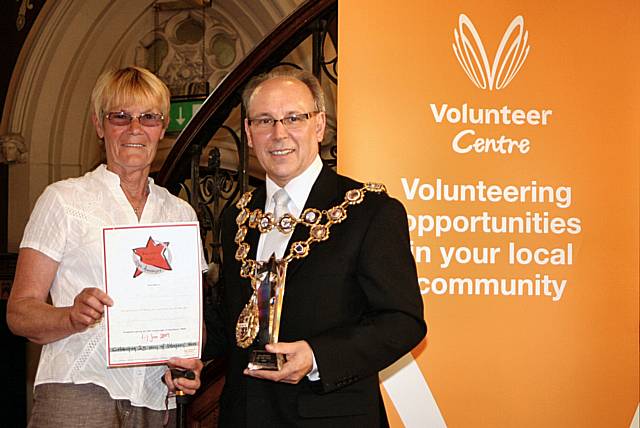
[167,99,204,133]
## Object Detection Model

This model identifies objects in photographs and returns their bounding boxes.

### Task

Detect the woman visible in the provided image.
[7,66,204,427]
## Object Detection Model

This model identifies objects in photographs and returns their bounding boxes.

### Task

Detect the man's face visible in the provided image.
[245,77,326,187]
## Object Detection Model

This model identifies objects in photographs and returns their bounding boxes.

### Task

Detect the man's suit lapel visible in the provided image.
[285,165,340,279]
[246,187,266,260]
[240,187,266,301]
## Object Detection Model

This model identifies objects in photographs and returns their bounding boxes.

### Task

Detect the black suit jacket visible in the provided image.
[204,166,426,427]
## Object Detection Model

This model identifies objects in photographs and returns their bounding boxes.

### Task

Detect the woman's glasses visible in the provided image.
[105,112,165,127]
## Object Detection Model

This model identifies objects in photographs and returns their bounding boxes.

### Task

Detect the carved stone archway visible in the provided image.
[2,0,301,250]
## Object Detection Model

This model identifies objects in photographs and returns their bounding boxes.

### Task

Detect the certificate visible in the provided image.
[102,222,202,367]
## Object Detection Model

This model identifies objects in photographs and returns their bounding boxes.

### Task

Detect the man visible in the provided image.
[204,67,426,427]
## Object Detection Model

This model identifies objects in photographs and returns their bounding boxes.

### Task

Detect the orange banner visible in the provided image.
[339,1,639,427]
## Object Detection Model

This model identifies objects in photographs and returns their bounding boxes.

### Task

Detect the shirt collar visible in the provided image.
[95,164,155,192]
[265,155,323,214]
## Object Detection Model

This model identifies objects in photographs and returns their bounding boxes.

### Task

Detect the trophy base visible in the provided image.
[247,349,285,371]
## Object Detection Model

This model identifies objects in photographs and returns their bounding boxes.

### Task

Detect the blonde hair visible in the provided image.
[90,66,171,126]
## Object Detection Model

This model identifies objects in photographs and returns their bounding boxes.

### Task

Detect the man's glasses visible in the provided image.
[105,112,165,127]
[248,112,318,131]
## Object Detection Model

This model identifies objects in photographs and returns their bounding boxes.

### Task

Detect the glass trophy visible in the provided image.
[247,254,287,370]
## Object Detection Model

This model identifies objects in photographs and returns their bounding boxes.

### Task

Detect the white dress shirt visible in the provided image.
[255,155,323,380]
[255,155,323,261]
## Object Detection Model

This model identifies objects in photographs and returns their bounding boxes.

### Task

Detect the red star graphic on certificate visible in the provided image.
[132,236,172,278]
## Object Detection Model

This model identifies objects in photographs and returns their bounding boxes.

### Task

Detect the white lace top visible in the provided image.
[20,164,205,410]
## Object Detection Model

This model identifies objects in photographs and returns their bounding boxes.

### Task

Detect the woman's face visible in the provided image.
[93,103,166,176]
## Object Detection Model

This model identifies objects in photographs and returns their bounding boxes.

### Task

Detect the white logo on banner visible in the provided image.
[381,353,447,427]
[453,14,530,90]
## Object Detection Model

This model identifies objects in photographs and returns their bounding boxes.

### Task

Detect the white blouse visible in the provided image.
[20,164,205,410]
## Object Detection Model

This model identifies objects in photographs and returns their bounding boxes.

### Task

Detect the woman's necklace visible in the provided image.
[123,186,149,217]
[233,181,387,348]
